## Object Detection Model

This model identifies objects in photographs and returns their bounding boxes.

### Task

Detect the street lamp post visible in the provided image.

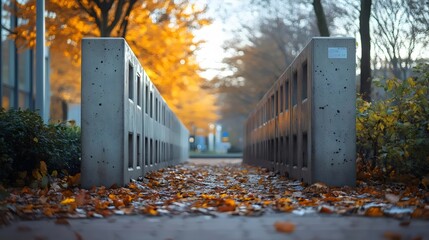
[36,0,46,122]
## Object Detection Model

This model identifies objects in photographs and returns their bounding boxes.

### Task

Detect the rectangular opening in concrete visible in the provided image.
[145,84,149,114]
[128,132,133,169]
[145,137,149,166]
[285,81,289,111]
[302,61,308,101]
[292,72,297,106]
[280,85,283,113]
[137,75,141,107]
[162,105,164,125]
[150,92,153,118]
[302,132,308,168]
[128,63,134,101]
[163,142,166,162]
[285,136,290,165]
[271,95,274,119]
[280,137,284,164]
[155,98,158,121]
[275,91,278,117]
[137,134,141,167]
[293,135,297,167]
[150,139,153,165]
[275,137,279,163]
[155,140,158,164]
[264,140,267,161]
[161,142,165,162]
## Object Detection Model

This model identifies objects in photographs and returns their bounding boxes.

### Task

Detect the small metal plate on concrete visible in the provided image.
[328,47,347,59]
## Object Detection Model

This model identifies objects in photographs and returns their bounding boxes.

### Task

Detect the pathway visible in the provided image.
[0,158,428,240]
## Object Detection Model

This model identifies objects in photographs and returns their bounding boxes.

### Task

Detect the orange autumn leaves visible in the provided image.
[2,161,429,222]
[11,0,218,132]
[274,221,295,233]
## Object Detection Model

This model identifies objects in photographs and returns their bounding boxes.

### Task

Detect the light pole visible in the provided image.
[36,0,47,122]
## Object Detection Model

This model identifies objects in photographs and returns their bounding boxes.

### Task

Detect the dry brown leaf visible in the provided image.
[274,221,295,233]
[383,231,402,240]
[218,205,236,212]
[365,207,384,217]
[319,206,334,214]
[68,173,81,186]
[385,193,400,204]
[75,191,87,206]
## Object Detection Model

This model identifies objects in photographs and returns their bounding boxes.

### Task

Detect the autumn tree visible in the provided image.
[11,0,217,131]
[212,17,319,149]
[212,0,340,149]
[76,0,138,37]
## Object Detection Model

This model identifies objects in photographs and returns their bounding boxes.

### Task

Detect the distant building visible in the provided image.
[1,1,50,118]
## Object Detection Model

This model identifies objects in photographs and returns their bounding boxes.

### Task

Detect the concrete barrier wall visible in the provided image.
[81,38,189,188]
[243,37,356,186]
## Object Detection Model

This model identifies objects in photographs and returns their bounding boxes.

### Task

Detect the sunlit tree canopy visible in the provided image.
[9,0,217,132]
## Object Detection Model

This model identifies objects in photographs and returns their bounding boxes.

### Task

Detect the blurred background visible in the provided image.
[1,0,428,155]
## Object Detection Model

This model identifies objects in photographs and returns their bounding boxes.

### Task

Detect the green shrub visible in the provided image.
[0,109,81,186]
[357,63,429,179]
[47,121,81,175]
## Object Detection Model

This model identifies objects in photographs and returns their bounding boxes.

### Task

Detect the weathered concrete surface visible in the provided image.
[244,37,356,187]
[1,213,428,240]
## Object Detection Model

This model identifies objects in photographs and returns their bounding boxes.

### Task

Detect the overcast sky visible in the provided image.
[194,0,255,80]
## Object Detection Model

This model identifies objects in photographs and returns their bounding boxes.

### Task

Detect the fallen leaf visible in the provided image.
[68,173,81,186]
[383,231,401,240]
[385,193,400,204]
[365,207,384,217]
[60,198,75,205]
[75,191,87,206]
[274,221,295,233]
[218,205,235,212]
[43,207,54,217]
[319,206,334,214]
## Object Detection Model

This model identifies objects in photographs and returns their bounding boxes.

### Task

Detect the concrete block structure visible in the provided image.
[81,38,189,188]
[243,37,356,186]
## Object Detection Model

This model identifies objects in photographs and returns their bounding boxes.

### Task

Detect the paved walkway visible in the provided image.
[1,213,428,240]
[1,159,428,240]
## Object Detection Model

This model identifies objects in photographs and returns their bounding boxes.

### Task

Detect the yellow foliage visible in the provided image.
[357,67,429,178]
[40,161,48,176]
[12,0,218,130]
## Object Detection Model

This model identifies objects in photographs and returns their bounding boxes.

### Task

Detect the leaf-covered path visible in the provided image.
[1,159,429,239]
[1,159,429,221]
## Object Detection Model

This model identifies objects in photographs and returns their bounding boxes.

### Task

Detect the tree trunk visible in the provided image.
[359,0,372,102]
[312,0,330,36]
